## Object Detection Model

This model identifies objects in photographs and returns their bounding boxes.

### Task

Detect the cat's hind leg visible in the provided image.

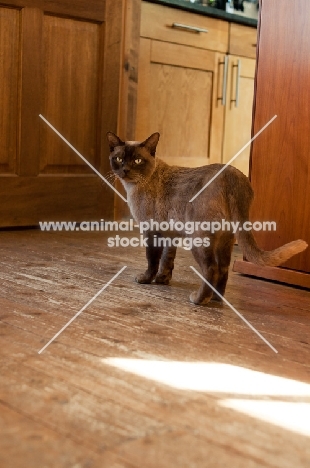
[155,245,177,285]
[212,234,235,302]
[135,231,164,284]
[190,245,219,306]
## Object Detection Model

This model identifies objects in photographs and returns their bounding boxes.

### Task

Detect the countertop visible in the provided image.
[144,0,258,28]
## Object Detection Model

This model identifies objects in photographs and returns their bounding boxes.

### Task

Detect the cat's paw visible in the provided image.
[154,273,171,285]
[189,291,212,306]
[135,272,153,284]
[211,294,223,303]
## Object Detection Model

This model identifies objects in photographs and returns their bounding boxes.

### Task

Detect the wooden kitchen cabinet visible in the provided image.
[135,1,257,172]
[136,39,226,167]
[0,0,139,226]
[136,1,229,167]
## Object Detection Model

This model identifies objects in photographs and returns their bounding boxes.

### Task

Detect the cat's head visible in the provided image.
[107,132,160,183]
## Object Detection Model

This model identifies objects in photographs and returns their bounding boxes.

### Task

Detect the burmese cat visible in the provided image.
[107,132,307,305]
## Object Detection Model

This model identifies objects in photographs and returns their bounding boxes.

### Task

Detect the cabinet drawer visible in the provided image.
[229,23,257,58]
[141,2,229,53]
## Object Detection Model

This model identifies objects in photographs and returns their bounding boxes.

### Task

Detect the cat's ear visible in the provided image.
[142,132,160,157]
[107,132,125,152]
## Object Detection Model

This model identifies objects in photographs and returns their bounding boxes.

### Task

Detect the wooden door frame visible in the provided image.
[103,0,141,220]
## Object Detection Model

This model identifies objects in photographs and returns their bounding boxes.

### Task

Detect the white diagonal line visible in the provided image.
[189,115,277,202]
[38,266,127,354]
[39,114,128,203]
[190,266,278,354]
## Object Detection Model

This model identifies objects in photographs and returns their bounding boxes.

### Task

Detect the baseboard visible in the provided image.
[233,260,310,289]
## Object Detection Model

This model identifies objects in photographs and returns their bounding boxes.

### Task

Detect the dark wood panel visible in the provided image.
[44,0,105,21]
[40,15,101,174]
[118,0,141,141]
[0,0,105,20]
[114,0,142,220]
[18,7,42,176]
[249,0,310,273]
[0,6,20,174]
[0,177,113,226]
[0,0,41,8]
[100,0,141,220]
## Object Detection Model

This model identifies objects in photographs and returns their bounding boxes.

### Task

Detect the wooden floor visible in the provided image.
[1,230,310,468]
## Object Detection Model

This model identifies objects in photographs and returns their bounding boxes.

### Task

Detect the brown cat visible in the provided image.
[107,132,307,305]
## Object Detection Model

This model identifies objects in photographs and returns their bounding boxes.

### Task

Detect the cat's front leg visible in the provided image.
[135,231,164,284]
[154,245,177,285]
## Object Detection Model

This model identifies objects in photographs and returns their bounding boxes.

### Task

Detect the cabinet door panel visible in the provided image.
[150,63,212,167]
[136,39,223,168]
[40,15,100,174]
[222,56,255,176]
[0,7,20,174]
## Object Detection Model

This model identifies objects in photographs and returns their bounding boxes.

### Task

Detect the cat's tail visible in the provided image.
[237,230,308,267]
[225,167,307,266]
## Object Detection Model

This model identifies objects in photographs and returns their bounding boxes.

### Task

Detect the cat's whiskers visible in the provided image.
[102,171,116,185]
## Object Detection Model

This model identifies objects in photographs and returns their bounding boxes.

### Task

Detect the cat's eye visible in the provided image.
[134,158,143,165]
[115,156,123,164]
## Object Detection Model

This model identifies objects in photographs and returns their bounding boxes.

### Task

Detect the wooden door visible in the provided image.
[222,55,255,176]
[248,0,310,274]
[135,38,225,168]
[0,0,135,227]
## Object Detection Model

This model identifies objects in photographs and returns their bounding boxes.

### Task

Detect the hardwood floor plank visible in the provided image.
[1,230,310,467]
[0,402,106,468]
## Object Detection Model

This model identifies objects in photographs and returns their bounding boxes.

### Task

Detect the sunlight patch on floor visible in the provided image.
[103,358,310,438]
[220,399,310,437]
[103,358,310,396]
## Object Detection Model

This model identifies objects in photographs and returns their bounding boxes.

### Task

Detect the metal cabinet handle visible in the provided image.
[217,55,228,106]
[171,23,208,34]
[231,59,241,108]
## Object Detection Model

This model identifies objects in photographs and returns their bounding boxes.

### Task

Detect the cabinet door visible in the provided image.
[136,39,225,167]
[0,0,129,227]
[222,55,255,176]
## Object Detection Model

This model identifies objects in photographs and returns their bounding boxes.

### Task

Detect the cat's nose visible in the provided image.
[120,167,130,178]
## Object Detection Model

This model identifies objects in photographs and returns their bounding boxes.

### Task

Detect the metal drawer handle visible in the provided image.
[171,23,208,34]
[231,59,241,108]
[217,55,228,106]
